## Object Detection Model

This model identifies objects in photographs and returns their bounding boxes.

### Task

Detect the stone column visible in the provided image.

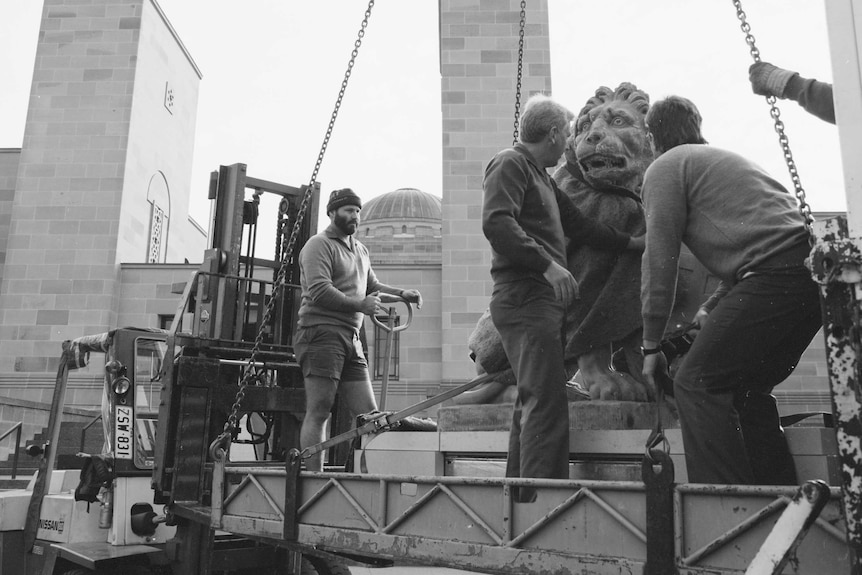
[439,0,552,384]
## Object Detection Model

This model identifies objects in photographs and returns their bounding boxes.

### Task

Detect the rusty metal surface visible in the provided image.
[676,483,847,574]
[810,216,862,571]
[199,465,854,574]
[744,480,831,575]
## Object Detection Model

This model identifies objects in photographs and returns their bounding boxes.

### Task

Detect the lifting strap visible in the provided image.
[296,372,497,462]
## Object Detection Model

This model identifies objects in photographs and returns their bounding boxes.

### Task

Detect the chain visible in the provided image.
[732,0,815,241]
[215,0,376,449]
[512,0,526,146]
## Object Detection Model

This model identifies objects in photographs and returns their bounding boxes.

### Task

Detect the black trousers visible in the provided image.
[674,267,822,485]
[490,278,570,485]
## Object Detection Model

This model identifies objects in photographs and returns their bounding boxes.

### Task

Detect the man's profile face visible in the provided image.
[552,122,571,162]
[332,205,360,236]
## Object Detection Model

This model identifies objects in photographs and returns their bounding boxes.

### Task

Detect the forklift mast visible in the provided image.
[152,164,319,506]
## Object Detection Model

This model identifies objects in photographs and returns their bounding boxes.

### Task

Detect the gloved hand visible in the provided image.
[749,62,796,98]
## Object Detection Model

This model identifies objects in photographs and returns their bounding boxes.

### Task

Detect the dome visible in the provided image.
[361,188,442,223]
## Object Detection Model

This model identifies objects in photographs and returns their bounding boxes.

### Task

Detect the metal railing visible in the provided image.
[0,422,23,479]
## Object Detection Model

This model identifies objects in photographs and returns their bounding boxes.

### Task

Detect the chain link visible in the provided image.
[217,0,376,445]
[732,0,815,241]
[512,0,526,146]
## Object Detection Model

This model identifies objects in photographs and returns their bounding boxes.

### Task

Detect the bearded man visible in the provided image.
[553,83,654,401]
[296,188,422,471]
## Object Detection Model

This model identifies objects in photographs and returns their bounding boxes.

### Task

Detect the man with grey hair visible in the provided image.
[482,94,642,499]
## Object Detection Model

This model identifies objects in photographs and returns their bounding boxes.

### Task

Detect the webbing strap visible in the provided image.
[300,372,496,460]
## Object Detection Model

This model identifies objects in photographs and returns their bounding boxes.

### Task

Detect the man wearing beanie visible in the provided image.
[295,188,422,471]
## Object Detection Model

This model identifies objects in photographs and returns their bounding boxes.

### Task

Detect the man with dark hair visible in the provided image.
[749,61,835,124]
[483,94,642,498]
[640,96,822,485]
[296,188,422,471]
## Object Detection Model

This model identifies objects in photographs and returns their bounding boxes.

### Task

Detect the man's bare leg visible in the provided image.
[338,377,377,419]
[300,375,338,472]
[300,375,377,471]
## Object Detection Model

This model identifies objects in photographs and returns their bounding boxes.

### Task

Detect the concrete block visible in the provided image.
[356,450,444,477]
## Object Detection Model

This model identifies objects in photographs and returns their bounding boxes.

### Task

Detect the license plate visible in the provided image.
[115,405,132,459]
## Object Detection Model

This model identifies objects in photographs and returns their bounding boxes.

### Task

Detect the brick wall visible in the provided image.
[439,0,552,384]
[0,0,203,394]
[0,150,19,289]
[0,0,147,374]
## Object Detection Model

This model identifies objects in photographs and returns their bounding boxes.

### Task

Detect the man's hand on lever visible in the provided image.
[379,289,423,309]
[361,291,382,315]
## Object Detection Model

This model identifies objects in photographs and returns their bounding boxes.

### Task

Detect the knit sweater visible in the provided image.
[297,223,387,331]
[483,144,630,285]
[641,144,810,342]
[785,74,835,124]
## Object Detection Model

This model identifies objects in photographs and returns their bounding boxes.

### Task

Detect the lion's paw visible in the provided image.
[584,371,650,402]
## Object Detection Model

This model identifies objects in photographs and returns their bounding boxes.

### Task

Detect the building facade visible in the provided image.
[0,0,206,412]
[359,188,443,413]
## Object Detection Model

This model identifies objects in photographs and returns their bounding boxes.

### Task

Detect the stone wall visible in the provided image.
[439,0,552,384]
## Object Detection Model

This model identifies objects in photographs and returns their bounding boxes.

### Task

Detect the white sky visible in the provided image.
[0,1,845,237]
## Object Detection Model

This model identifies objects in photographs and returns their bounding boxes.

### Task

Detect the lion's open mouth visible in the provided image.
[579,154,626,173]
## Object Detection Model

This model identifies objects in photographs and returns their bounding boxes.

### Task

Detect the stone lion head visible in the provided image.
[566,82,653,193]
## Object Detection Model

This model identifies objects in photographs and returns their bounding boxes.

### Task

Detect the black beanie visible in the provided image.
[327,188,362,213]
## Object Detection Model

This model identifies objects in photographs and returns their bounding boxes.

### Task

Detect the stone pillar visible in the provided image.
[439,0,552,384]
[0,0,201,407]
[0,0,146,379]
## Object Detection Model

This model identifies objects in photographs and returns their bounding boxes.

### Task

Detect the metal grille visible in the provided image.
[148,204,164,263]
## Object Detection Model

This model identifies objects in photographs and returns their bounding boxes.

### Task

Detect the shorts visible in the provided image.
[294,324,369,382]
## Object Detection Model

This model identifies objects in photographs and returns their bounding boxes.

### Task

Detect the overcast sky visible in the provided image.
[0,1,844,237]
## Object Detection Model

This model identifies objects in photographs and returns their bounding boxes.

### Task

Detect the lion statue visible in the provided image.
[553,82,653,401]
[461,83,655,405]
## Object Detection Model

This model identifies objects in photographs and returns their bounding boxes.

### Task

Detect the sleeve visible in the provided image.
[555,182,631,250]
[301,238,361,312]
[640,161,688,342]
[481,151,554,273]
[784,75,836,124]
[365,261,399,297]
[700,281,730,313]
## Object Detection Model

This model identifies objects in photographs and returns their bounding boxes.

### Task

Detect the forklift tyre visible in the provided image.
[303,556,351,575]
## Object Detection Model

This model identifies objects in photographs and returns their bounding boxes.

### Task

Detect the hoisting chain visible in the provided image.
[212,0,376,457]
[511,0,526,146]
[732,0,815,242]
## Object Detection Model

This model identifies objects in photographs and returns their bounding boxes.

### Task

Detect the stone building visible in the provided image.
[0,0,206,445]
[359,188,443,412]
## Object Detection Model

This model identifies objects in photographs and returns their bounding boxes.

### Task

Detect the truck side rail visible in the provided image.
[191,461,851,575]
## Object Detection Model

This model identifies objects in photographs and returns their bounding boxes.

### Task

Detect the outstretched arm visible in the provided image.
[749,62,835,124]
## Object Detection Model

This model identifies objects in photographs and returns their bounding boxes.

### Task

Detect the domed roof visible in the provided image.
[362,188,441,223]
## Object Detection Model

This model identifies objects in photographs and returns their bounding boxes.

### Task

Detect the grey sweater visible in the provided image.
[483,144,630,286]
[640,144,810,342]
[297,224,389,331]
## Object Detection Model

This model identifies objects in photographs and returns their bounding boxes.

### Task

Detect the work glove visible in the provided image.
[749,62,796,98]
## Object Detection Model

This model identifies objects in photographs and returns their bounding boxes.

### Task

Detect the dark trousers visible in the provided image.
[673,268,822,485]
[490,278,570,485]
